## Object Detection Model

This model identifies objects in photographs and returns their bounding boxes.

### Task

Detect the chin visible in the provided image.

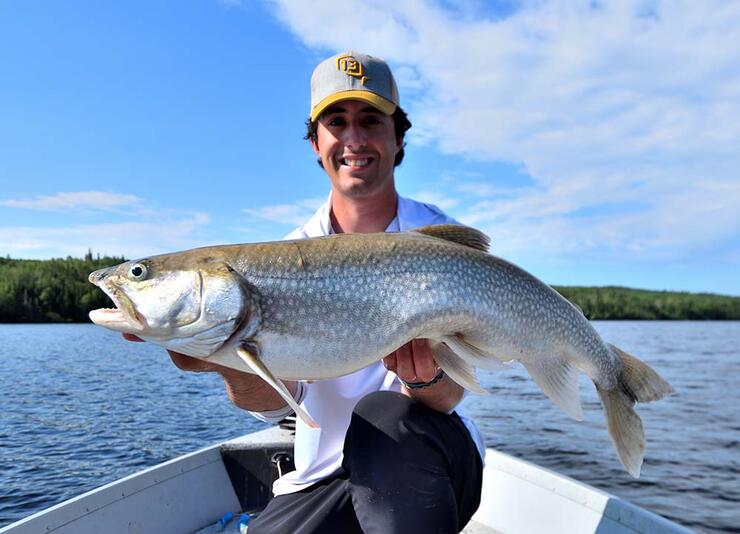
[337,171,395,196]
[341,181,385,199]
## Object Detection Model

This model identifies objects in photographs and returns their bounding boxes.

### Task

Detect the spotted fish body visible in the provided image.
[224,231,604,382]
[89,225,673,477]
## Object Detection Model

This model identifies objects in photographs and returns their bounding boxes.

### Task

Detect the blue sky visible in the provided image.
[1,1,738,295]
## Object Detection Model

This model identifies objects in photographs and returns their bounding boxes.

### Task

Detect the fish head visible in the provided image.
[89,253,251,356]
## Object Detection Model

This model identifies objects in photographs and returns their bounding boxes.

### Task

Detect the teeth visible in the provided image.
[341,158,370,167]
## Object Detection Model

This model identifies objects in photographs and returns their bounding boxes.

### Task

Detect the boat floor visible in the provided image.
[194,513,494,533]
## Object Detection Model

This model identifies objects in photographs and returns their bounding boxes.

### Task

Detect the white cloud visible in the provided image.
[0,190,214,259]
[0,214,212,260]
[268,0,740,262]
[455,181,523,198]
[412,190,460,211]
[243,197,325,226]
[0,191,142,211]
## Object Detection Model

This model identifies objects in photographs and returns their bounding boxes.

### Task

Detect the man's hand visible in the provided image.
[383,339,464,413]
[123,333,233,373]
[383,339,439,383]
[121,333,297,412]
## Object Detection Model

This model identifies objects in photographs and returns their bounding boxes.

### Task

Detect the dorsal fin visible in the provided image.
[413,224,490,252]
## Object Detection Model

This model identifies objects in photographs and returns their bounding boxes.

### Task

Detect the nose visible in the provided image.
[342,121,366,148]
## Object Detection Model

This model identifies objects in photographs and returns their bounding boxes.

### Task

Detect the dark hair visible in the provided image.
[304,107,412,168]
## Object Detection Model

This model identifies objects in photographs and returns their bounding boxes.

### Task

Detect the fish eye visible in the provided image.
[128,263,148,280]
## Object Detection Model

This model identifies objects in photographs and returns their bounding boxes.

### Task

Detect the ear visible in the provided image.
[395,135,404,155]
[310,137,320,156]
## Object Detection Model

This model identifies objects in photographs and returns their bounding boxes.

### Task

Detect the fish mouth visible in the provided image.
[89,279,146,332]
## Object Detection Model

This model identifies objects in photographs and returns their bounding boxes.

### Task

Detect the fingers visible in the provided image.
[122,331,229,376]
[167,350,216,372]
[122,332,214,372]
[395,342,415,381]
[385,339,438,383]
[411,339,438,382]
[383,352,398,374]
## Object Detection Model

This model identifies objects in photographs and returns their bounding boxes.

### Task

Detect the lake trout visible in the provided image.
[89,224,673,477]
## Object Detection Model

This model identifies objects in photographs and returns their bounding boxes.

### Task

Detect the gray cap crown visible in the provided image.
[310,51,400,120]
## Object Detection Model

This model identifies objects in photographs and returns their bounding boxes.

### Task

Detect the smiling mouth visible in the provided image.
[339,157,373,168]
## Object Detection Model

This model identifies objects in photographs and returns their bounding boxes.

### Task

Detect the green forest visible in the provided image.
[554,285,740,320]
[0,253,125,323]
[0,255,738,322]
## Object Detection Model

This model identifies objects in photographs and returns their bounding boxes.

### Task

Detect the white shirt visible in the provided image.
[253,193,486,496]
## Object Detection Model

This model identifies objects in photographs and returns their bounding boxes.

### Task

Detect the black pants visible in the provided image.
[250,391,483,534]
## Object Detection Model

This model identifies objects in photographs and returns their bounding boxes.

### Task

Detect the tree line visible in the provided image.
[0,256,738,322]
[0,255,125,323]
[554,285,740,320]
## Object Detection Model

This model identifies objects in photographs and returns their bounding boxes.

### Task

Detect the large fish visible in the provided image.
[89,225,673,477]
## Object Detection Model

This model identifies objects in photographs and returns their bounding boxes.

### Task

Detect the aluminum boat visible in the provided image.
[0,424,690,534]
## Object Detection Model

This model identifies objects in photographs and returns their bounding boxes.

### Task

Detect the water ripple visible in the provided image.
[1,322,739,532]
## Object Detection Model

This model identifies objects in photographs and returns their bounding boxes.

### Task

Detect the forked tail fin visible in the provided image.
[598,345,674,477]
[610,344,675,402]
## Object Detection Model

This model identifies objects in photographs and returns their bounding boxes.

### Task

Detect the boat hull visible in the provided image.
[0,427,689,534]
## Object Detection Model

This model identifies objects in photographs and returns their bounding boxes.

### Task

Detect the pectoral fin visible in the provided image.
[235,346,319,429]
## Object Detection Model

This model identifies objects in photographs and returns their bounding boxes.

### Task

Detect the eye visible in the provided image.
[362,115,382,126]
[327,116,346,127]
[128,263,148,280]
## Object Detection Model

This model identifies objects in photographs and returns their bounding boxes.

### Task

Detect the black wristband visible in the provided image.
[400,369,445,390]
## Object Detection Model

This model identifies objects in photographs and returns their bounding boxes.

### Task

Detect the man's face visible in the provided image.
[311,99,402,199]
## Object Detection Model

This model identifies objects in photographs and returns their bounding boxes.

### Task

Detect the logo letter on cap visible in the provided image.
[336,55,370,85]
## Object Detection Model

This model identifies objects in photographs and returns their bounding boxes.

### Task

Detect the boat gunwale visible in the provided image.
[0,427,689,534]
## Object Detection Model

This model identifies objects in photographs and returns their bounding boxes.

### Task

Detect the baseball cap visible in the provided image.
[310,51,400,121]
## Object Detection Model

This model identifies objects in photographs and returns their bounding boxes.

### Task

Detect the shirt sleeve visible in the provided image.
[283,226,308,240]
[247,380,309,424]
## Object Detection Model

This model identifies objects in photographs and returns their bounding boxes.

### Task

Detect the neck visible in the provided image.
[330,186,398,234]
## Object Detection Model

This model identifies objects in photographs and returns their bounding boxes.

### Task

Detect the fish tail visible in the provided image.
[609,344,675,402]
[597,345,674,477]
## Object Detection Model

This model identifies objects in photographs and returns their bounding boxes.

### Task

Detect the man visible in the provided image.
[126,51,483,533]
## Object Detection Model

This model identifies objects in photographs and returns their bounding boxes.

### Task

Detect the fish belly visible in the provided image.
[248,264,490,379]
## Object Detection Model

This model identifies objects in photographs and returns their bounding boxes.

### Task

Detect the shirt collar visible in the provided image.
[302,192,403,237]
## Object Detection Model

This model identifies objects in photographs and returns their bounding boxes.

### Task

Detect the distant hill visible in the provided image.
[554,285,740,320]
[0,256,738,322]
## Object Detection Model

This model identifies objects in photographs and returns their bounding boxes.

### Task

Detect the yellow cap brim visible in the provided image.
[310,90,397,121]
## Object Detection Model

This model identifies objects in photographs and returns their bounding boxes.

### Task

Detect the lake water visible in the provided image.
[1,322,738,532]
